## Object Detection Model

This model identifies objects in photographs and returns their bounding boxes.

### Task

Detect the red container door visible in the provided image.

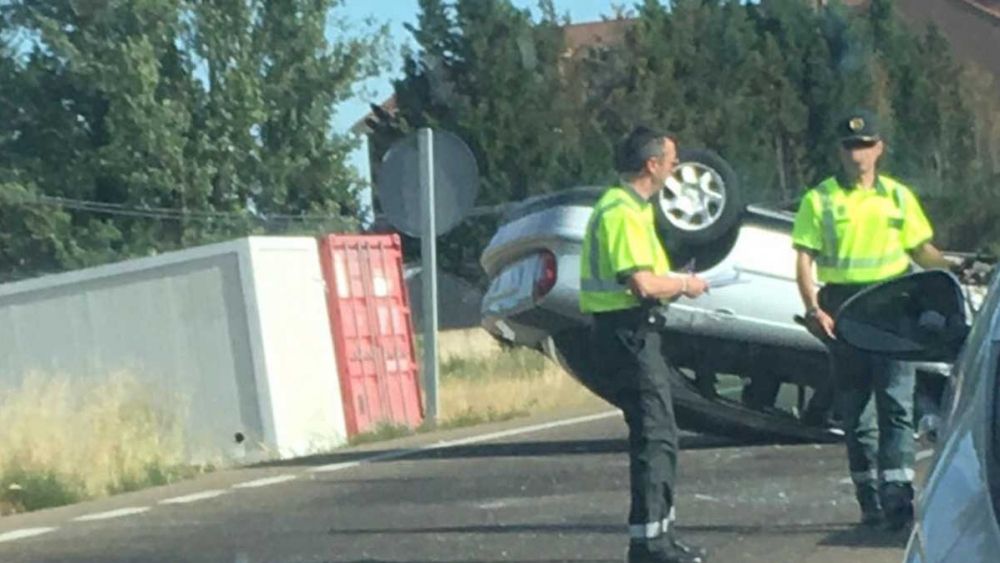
[319,234,423,436]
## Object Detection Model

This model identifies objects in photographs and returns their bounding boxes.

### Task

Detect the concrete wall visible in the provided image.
[242,238,347,458]
[0,237,346,464]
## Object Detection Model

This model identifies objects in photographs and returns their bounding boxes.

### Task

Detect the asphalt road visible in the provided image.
[0,407,915,563]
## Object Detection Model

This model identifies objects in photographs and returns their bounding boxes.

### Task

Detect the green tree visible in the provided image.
[0,0,386,281]
[368,0,582,280]
[370,0,1000,269]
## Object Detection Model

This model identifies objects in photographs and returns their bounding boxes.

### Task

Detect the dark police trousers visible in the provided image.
[591,308,679,541]
[820,284,916,494]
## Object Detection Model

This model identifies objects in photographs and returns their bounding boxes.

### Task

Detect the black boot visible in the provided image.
[666,532,708,561]
[626,537,707,563]
[880,482,914,532]
[856,484,883,526]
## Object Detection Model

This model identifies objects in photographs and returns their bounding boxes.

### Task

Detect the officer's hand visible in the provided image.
[951,256,994,286]
[811,309,836,340]
[683,275,708,298]
[948,256,974,277]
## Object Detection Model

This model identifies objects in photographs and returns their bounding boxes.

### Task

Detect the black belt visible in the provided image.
[819,283,875,314]
[593,303,669,332]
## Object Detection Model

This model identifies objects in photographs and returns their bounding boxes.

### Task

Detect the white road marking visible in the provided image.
[232,475,298,489]
[478,500,508,510]
[0,527,58,543]
[308,461,362,473]
[430,411,621,450]
[310,410,622,474]
[73,507,150,522]
[694,494,721,502]
[159,490,227,505]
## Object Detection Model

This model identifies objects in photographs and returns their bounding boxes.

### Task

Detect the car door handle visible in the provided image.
[711,308,737,319]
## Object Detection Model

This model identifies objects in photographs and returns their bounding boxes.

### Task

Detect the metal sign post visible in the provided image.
[376,127,478,427]
[418,128,440,423]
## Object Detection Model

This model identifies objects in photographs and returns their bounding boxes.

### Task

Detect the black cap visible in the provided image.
[838,109,881,143]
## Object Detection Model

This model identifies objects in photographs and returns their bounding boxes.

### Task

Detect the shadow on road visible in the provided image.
[348,560,611,563]
[328,522,622,536]
[817,524,911,549]
[329,520,878,540]
[258,434,767,469]
[679,522,855,536]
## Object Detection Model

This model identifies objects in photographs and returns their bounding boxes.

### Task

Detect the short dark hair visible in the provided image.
[615,126,675,175]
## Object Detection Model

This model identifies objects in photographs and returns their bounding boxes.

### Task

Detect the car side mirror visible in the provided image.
[834,271,969,362]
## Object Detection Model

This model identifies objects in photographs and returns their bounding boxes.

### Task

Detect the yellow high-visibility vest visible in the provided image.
[792,175,933,284]
[580,185,672,313]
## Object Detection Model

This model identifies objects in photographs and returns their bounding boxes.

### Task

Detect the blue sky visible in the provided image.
[331,0,628,188]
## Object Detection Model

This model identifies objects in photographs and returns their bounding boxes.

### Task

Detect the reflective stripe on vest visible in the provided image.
[816,177,908,277]
[581,199,630,293]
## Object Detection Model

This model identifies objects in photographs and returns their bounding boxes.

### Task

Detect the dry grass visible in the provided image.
[0,372,204,515]
[436,328,507,362]
[438,349,601,425]
[435,329,603,426]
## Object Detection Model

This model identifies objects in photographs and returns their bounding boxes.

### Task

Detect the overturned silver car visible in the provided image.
[479,150,974,442]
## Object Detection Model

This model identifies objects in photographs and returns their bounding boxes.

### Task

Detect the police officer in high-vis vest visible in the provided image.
[581,126,709,563]
[792,109,954,531]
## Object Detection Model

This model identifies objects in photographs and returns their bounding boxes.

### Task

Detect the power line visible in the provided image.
[0,191,353,224]
[1,189,511,226]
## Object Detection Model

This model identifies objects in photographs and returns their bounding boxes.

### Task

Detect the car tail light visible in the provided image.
[533,250,558,301]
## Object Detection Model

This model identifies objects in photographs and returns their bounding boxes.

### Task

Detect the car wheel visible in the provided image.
[545,328,842,443]
[655,148,742,246]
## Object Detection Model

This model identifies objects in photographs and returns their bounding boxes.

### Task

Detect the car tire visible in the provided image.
[655,148,742,246]
[545,329,842,444]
